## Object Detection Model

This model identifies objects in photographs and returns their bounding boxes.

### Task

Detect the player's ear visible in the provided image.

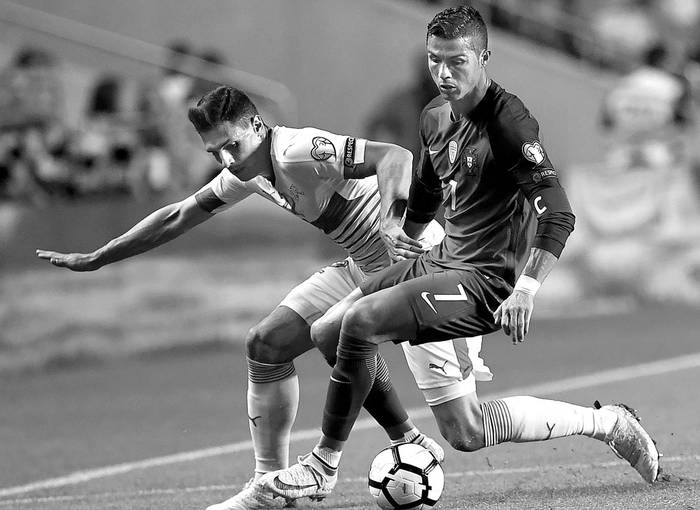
[480,50,491,66]
[252,115,264,135]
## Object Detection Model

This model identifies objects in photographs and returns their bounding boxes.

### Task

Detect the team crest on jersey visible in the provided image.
[461,147,477,175]
[311,136,336,161]
[448,140,458,164]
[522,141,546,165]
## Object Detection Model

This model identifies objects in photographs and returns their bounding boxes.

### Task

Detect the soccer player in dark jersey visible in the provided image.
[263,5,660,502]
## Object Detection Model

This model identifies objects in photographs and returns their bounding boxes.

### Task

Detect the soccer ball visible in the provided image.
[368,443,444,509]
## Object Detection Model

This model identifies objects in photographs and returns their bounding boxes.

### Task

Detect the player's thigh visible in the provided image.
[275,258,363,356]
[430,391,485,451]
[401,337,478,406]
[408,269,507,342]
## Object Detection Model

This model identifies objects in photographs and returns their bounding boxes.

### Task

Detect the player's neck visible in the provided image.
[450,76,490,119]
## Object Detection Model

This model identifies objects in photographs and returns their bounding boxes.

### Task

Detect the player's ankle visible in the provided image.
[311,446,342,472]
[390,426,421,445]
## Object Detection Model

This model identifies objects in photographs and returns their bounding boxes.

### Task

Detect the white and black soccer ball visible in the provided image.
[367,443,444,510]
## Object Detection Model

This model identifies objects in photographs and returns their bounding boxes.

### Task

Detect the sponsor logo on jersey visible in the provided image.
[344,137,356,167]
[522,141,546,165]
[311,136,336,161]
[448,140,458,164]
[531,168,557,183]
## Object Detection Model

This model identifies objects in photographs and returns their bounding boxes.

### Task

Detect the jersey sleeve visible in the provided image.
[489,106,575,257]
[275,127,367,179]
[193,168,252,214]
[406,116,444,224]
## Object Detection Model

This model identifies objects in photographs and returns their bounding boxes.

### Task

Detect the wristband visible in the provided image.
[514,274,541,296]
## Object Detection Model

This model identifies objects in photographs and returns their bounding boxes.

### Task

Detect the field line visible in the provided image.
[1,454,698,507]
[1,351,699,499]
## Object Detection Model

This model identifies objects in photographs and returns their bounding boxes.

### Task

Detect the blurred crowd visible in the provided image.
[0,41,226,205]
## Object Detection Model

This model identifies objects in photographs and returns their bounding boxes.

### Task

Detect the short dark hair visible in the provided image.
[188,86,258,133]
[426,6,488,52]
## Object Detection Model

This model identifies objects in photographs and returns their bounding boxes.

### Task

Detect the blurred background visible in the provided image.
[1,0,700,373]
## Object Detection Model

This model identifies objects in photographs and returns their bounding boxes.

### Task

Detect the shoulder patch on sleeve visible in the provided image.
[521,140,546,165]
[310,136,336,161]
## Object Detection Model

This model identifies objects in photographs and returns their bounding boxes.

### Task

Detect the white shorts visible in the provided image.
[279,257,478,406]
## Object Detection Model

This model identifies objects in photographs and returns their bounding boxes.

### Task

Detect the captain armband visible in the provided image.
[406,178,444,224]
[528,185,575,258]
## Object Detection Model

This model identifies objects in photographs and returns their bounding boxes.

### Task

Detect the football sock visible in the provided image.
[321,333,378,444]
[310,445,342,472]
[363,354,412,440]
[247,358,299,477]
[390,427,422,445]
[481,396,618,446]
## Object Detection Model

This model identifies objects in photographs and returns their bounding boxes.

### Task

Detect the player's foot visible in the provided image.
[470,357,494,382]
[261,453,337,501]
[205,478,295,510]
[407,433,445,463]
[595,401,660,483]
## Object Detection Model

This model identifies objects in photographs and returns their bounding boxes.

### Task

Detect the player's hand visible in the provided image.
[380,224,425,261]
[36,249,100,272]
[493,290,534,344]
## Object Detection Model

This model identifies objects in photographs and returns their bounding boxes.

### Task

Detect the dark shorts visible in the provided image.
[360,257,512,344]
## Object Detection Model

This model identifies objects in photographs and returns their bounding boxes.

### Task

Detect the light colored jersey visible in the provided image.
[203,126,390,272]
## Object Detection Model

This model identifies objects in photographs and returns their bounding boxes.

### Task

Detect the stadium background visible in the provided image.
[1,1,699,509]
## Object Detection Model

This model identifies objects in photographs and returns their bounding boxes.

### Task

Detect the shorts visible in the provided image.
[360,257,512,343]
[279,256,479,405]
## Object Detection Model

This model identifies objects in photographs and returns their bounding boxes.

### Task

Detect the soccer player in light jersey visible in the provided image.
[263,6,661,503]
[36,86,492,510]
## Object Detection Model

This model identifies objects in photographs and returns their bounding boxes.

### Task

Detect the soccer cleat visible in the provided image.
[261,453,337,501]
[594,401,660,483]
[409,433,445,463]
[205,478,295,510]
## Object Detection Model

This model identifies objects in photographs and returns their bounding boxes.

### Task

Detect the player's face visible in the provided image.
[427,35,485,101]
[200,116,267,181]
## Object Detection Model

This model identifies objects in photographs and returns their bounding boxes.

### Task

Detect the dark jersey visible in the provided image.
[407,80,575,285]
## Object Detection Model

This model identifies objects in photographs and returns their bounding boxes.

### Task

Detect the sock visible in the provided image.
[363,354,411,440]
[390,426,422,445]
[246,358,299,478]
[310,445,342,473]
[321,333,378,443]
[481,396,619,447]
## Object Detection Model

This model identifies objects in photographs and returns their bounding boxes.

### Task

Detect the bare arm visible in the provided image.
[349,141,423,260]
[36,195,213,271]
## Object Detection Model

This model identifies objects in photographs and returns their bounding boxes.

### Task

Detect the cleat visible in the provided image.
[261,453,337,500]
[409,433,445,463]
[205,478,294,510]
[594,401,660,483]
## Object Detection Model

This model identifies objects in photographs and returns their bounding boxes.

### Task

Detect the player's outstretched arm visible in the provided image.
[36,195,213,271]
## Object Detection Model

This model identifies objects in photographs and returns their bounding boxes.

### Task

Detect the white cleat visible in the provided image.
[205,478,295,510]
[408,433,445,463]
[261,453,337,501]
[595,401,660,483]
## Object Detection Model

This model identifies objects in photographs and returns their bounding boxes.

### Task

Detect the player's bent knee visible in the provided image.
[310,319,338,366]
[432,396,485,452]
[341,298,382,339]
[245,322,291,363]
